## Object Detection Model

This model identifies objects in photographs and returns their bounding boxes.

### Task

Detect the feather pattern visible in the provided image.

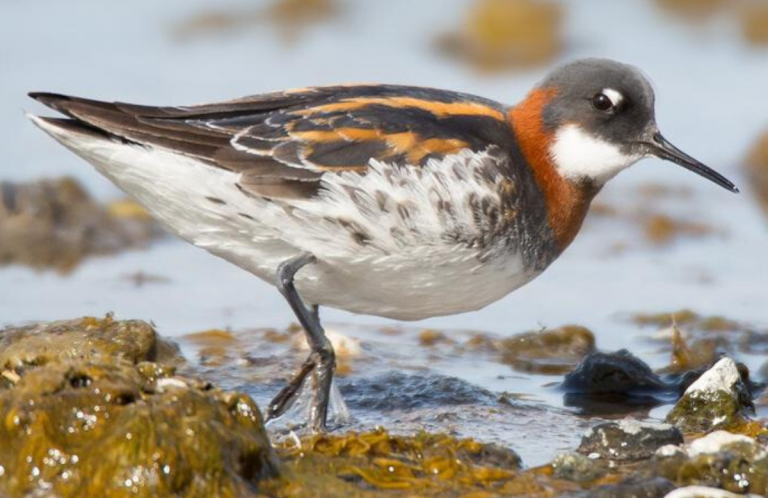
[29,85,515,199]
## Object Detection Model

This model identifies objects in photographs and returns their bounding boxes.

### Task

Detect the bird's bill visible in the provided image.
[645,132,739,193]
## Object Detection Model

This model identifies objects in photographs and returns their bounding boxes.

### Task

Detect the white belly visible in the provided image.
[34,120,540,320]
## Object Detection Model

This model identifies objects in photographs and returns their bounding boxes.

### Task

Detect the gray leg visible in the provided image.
[265,253,335,432]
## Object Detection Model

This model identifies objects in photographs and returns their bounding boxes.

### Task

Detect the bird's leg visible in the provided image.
[265,253,335,432]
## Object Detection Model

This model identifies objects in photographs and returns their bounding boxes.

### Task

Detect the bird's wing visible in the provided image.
[29,85,514,199]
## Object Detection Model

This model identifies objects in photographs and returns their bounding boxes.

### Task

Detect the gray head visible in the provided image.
[533,58,737,192]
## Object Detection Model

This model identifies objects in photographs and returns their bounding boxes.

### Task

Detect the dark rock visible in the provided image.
[339,371,499,411]
[0,316,279,497]
[666,358,755,432]
[562,350,669,394]
[578,418,684,461]
[499,325,596,374]
[568,476,675,498]
[561,350,673,415]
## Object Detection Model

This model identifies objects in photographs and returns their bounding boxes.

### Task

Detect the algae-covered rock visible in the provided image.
[648,430,768,495]
[666,358,754,433]
[0,316,181,373]
[0,316,278,497]
[572,476,675,498]
[578,419,684,461]
[500,325,596,374]
[551,453,607,482]
[261,429,578,497]
[664,486,759,498]
[435,0,562,72]
[0,177,162,272]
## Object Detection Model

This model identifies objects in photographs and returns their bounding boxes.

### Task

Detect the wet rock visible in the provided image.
[435,0,562,72]
[339,371,498,411]
[664,486,761,498]
[666,358,754,432]
[0,177,162,272]
[685,430,756,456]
[0,316,182,374]
[0,316,279,497]
[578,418,684,461]
[561,350,671,414]
[563,350,668,394]
[571,476,676,498]
[648,430,768,495]
[551,452,607,482]
[500,325,596,374]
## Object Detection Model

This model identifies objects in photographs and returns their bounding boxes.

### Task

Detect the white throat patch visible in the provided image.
[549,124,641,184]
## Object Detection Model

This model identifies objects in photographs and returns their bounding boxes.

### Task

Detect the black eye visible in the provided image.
[592,93,614,112]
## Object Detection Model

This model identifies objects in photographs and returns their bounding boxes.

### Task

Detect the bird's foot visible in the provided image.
[265,345,346,432]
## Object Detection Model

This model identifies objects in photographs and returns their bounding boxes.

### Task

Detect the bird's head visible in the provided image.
[519,58,738,193]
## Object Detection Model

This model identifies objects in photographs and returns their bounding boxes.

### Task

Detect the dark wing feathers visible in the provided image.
[29,85,513,199]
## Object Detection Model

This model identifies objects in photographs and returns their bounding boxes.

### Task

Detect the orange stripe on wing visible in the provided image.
[294,96,506,121]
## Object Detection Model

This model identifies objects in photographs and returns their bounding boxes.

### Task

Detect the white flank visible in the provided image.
[29,116,536,320]
[549,124,641,184]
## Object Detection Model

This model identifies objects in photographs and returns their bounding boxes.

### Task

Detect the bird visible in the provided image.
[27,58,738,432]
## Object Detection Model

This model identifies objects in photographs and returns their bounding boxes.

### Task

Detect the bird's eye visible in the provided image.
[592,93,614,112]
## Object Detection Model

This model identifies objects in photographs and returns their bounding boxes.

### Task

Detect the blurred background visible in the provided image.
[1,0,768,463]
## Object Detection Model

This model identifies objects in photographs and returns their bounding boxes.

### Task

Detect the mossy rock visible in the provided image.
[0,316,278,497]
[0,315,181,373]
[665,358,753,433]
[499,325,595,374]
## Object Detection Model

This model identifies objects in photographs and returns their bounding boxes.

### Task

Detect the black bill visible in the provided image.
[645,132,739,193]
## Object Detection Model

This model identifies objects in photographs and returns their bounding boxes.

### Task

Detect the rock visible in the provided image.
[0,315,182,373]
[551,452,607,482]
[666,358,754,432]
[339,371,499,411]
[664,486,763,498]
[685,430,756,456]
[571,476,676,498]
[0,177,162,272]
[500,325,596,374]
[434,0,562,72]
[578,418,684,461]
[0,316,279,497]
[648,430,768,495]
[561,350,671,414]
[563,350,668,394]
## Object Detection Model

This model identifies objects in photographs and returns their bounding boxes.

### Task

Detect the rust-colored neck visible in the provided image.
[508,89,597,253]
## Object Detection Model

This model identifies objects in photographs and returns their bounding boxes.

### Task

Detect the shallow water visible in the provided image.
[1,0,768,466]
